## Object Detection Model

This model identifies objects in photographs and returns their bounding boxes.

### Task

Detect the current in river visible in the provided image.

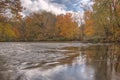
[0,42,120,80]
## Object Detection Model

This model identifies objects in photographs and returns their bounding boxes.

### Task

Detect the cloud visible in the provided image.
[21,0,66,17]
[21,0,93,16]
[20,0,93,25]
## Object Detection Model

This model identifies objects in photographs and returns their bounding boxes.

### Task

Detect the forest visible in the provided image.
[0,0,120,42]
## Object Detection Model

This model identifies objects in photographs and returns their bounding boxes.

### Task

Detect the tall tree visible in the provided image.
[0,22,18,41]
[0,0,22,20]
[25,12,58,41]
[56,13,80,40]
[92,0,120,41]
[84,11,95,39]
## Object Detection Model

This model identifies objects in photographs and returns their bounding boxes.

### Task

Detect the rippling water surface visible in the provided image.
[0,42,120,80]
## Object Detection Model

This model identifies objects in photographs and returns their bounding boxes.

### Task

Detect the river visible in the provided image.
[0,42,120,80]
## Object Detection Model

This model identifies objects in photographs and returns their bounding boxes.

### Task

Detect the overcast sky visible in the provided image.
[21,0,93,17]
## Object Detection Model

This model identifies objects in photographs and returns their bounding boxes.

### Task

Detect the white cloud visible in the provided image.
[21,0,66,16]
[20,0,93,25]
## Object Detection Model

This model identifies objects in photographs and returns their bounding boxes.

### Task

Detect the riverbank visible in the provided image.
[0,40,119,44]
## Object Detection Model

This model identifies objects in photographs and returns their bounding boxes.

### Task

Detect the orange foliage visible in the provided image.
[13,27,20,38]
[56,13,80,40]
[84,11,95,37]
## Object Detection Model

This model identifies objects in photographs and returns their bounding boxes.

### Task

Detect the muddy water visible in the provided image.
[0,42,120,80]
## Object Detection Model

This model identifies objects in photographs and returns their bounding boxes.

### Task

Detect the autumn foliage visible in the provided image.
[0,0,120,42]
[84,11,95,37]
[0,11,81,41]
[56,13,80,40]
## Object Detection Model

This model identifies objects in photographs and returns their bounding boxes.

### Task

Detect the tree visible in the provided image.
[84,11,95,39]
[56,13,80,40]
[92,0,120,41]
[24,12,59,41]
[0,0,22,20]
[0,22,18,41]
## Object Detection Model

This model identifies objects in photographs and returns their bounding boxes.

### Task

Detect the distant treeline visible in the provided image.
[0,0,120,42]
[0,12,82,41]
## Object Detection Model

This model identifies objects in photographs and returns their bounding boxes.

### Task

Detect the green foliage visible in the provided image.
[0,0,120,42]
[85,0,120,42]
[0,22,17,41]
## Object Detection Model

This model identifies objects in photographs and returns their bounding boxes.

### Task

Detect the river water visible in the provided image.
[0,42,120,80]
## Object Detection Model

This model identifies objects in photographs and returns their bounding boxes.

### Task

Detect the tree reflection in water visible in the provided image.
[0,43,120,80]
[84,44,120,80]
